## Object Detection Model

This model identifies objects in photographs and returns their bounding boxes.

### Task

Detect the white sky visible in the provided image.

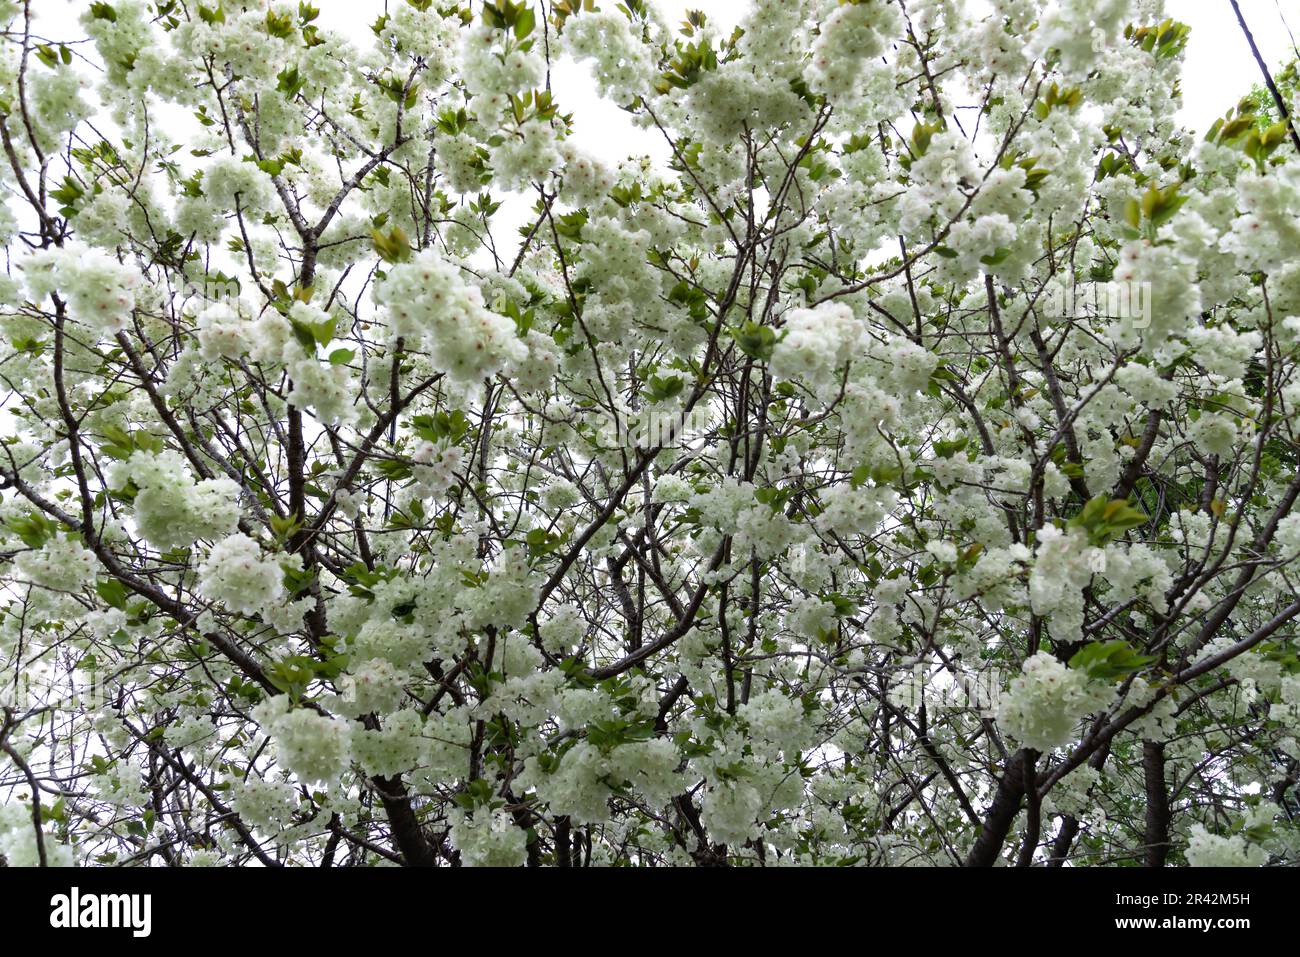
[1171,0,1299,132]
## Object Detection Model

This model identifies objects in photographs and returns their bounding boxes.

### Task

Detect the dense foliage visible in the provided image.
[2,0,1300,867]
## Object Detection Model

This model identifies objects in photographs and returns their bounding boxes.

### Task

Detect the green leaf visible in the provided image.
[1123,197,1141,229]
[933,436,968,459]
[277,64,305,98]
[979,246,1012,267]
[1068,640,1156,682]
[265,656,320,700]
[50,175,85,215]
[645,374,685,403]
[301,315,337,348]
[269,513,303,541]
[1068,495,1147,545]
[95,578,130,610]
[5,513,58,549]
[525,526,566,559]
[411,409,470,444]
[370,226,412,263]
[553,210,587,241]
[265,9,296,38]
[514,6,535,39]
[733,321,776,362]
[100,425,161,460]
[908,120,942,158]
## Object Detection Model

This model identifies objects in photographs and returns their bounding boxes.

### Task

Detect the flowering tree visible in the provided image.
[1,0,1299,869]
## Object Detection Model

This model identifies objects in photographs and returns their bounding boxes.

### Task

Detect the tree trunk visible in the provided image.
[1143,741,1171,867]
[965,748,1030,867]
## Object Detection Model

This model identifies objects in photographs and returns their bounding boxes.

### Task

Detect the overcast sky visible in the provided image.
[1172,0,1298,131]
